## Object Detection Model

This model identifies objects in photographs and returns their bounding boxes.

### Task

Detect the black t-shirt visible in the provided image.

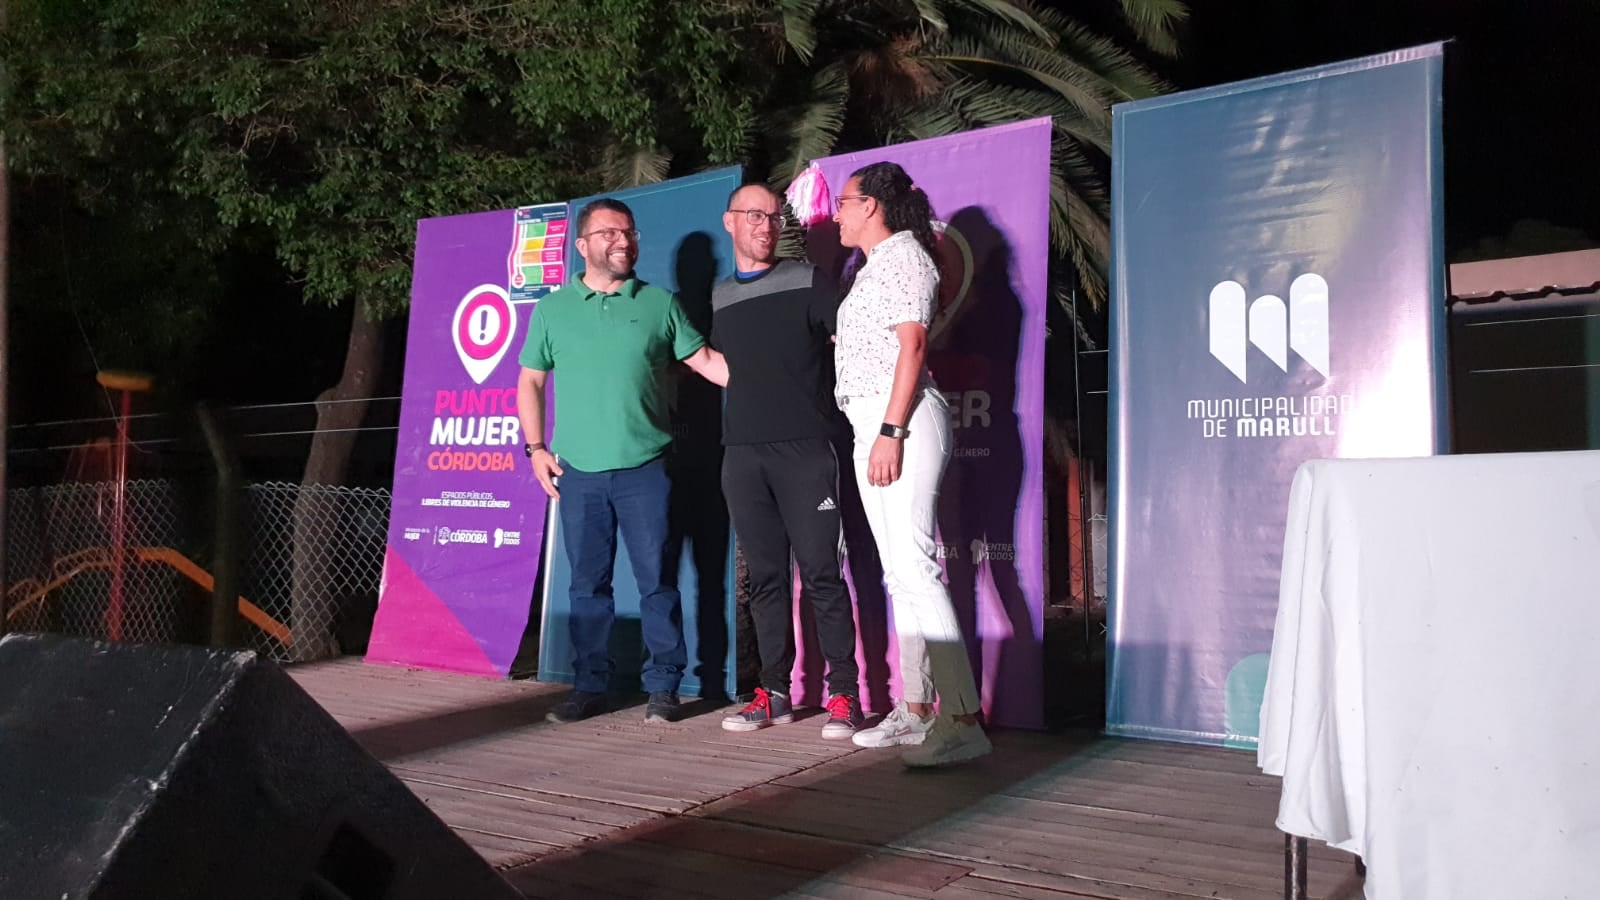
[710,260,848,445]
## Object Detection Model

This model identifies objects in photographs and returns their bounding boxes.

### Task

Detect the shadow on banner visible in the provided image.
[535,167,743,700]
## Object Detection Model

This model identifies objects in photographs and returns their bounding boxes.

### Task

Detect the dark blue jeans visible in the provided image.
[558,456,686,694]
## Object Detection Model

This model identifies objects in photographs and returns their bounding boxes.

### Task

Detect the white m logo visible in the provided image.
[1208,274,1329,383]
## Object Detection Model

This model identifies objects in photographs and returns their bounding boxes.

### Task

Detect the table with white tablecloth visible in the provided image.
[1258,450,1600,900]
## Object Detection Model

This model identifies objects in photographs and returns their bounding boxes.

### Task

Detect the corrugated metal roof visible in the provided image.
[1447,248,1600,306]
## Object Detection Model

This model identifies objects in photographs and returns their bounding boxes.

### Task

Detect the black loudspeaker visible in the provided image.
[0,633,522,900]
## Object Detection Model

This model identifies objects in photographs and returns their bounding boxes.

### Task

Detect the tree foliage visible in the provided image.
[736,0,1186,307]
[4,0,1185,335]
[2,0,755,320]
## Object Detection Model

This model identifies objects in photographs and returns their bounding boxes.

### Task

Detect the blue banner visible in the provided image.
[536,167,743,698]
[1107,45,1449,745]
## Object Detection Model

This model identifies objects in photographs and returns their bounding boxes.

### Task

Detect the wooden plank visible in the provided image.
[442,719,854,772]
[395,725,848,805]
[1008,778,1289,825]
[396,770,663,828]
[889,811,1338,890]
[510,839,822,900]
[973,793,1354,868]
[692,783,917,845]
[407,780,654,846]
[287,662,563,740]
[956,864,1252,900]
[948,857,1282,900]
[1084,740,1264,773]
[446,826,566,870]
[506,843,715,900]
[700,734,854,759]
[637,818,971,894]
[775,745,1194,813]
[1030,759,1289,801]
[934,878,1140,900]
[427,748,797,803]
[775,877,940,899]
[395,752,737,813]
[691,783,1283,900]
[605,840,941,900]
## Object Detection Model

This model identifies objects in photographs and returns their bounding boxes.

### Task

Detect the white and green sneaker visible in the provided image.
[901,716,992,768]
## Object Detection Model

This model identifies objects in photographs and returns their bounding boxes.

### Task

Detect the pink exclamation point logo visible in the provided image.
[452,284,516,384]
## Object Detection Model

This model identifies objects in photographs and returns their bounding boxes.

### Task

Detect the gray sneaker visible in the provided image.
[546,690,607,724]
[645,691,680,723]
[721,688,794,732]
[820,693,864,740]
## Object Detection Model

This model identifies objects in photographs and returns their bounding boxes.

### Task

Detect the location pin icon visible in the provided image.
[452,284,517,385]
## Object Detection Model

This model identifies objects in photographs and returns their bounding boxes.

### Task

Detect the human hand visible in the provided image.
[867,435,903,487]
[530,449,563,499]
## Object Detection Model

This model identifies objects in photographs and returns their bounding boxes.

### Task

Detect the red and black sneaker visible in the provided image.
[721,687,795,732]
[820,693,864,740]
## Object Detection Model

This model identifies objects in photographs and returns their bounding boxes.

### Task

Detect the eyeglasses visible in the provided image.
[580,228,639,243]
[728,209,787,229]
[833,194,870,211]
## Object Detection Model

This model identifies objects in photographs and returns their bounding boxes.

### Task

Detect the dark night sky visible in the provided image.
[1160,0,1600,251]
[11,1,1599,433]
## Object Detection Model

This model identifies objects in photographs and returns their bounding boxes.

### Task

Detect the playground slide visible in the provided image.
[4,546,289,646]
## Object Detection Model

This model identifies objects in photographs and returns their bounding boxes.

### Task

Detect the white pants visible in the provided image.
[843,388,982,716]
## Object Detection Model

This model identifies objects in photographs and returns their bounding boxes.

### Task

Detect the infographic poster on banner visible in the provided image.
[1107,45,1448,745]
[807,119,1051,730]
[508,203,568,304]
[368,207,563,677]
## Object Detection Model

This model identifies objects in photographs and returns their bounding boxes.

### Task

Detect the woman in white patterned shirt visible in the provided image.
[831,161,991,767]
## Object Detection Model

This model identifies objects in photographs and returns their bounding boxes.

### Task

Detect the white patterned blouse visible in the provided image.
[833,230,939,403]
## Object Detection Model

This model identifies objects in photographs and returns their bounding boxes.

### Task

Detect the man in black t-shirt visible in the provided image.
[714,184,864,739]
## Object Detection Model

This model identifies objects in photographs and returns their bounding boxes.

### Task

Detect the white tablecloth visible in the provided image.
[1258,451,1600,900]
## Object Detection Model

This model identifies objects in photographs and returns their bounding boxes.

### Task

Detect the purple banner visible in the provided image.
[367,205,566,677]
[803,119,1051,729]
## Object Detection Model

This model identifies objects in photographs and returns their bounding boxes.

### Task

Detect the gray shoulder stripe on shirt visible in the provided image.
[712,261,819,311]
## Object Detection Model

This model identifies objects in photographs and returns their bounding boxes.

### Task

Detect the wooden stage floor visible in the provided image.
[289,658,1359,900]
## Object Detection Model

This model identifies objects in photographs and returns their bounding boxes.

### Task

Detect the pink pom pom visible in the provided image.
[785,163,834,227]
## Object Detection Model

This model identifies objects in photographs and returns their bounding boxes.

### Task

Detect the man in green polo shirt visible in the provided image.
[515,197,728,725]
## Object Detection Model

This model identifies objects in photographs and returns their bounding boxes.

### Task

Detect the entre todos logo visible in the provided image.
[1208,274,1329,383]
[452,284,517,385]
[969,539,1015,564]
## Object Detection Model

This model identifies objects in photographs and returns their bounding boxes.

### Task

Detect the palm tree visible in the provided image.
[748,0,1186,309]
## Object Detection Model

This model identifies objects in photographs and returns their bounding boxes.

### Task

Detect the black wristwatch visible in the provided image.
[524,442,546,457]
[880,423,909,439]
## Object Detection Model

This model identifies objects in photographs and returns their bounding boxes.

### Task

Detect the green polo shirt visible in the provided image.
[518,273,706,472]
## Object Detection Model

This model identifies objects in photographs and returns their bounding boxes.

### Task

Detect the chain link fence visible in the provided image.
[241,482,389,662]
[4,478,390,664]
[5,480,187,644]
